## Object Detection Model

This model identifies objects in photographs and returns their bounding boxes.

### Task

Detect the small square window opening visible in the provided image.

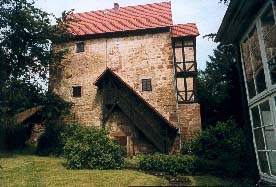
[72,86,82,97]
[76,42,85,53]
[142,79,152,91]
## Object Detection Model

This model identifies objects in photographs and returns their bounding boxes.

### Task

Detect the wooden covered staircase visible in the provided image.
[94,69,178,153]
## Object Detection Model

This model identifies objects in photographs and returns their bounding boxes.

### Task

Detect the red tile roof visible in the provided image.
[67,2,173,36]
[171,23,200,38]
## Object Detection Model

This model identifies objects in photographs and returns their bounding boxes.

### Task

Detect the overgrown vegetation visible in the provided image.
[196,44,258,180]
[181,119,247,177]
[36,122,66,156]
[63,125,126,170]
[197,45,243,127]
[1,92,72,151]
[0,0,71,113]
[36,93,72,155]
[3,121,32,150]
[0,0,72,150]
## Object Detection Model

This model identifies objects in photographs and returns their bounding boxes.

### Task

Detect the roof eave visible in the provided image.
[66,26,172,42]
[215,0,266,44]
[171,34,199,39]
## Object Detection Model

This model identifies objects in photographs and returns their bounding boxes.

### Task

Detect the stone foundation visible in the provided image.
[106,108,157,155]
[178,103,201,142]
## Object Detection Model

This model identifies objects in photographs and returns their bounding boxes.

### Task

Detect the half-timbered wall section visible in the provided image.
[172,37,197,103]
[50,2,201,155]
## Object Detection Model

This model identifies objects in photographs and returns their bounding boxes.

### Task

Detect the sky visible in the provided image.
[35,0,228,70]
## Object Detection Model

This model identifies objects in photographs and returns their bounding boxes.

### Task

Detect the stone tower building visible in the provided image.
[50,2,201,155]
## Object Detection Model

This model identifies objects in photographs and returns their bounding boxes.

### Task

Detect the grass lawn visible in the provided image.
[186,176,254,186]
[0,148,255,187]
[0,149,166,187]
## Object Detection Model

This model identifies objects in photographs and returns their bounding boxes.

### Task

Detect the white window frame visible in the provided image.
[240,0,276,182]
[240,0,276,106]
[249,97,276,178]
[259,1,276,92]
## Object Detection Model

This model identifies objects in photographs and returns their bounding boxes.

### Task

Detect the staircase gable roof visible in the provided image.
[94,68,178,131]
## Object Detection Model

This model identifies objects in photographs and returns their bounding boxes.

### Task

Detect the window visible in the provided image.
[241,26,267,99]
[240,1,276,181]
[242,38,256,98]
[72,86,81,97]
[251,100,276,175]
[249,27,267,93]
[142,79,152,91]
[76,42,84,53]
[261,3,276,84]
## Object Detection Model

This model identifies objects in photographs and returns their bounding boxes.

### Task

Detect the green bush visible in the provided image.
[3,121,32,150]
[63,125,125,169]
[36,93,72,156]
[181,119,247,177]
[36,122,67,156]
[138,154,202,175]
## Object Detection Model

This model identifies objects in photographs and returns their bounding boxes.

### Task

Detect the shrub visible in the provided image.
[36,93,72,156]
[3,121,32,150]
[36,122,67,156]
[181,119,247,177]
[138,154,202,175]
[63,125,125,169]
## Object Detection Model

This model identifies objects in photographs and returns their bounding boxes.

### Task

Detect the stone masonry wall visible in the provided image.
[51,32,177,127]
[50,31,201,153]
[178,103,201,142]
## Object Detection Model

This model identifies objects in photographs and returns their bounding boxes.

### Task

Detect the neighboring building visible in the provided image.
[50,2,201,155]
[216,0,276,183]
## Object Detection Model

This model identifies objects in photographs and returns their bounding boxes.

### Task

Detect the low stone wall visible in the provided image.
[29,123,45,144]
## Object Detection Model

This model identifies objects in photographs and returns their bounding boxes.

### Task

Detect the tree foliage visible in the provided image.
[197,45,243,127]
[197,44,258,179]
[0,0,73,150]
[0,0,72,115]
[219,0,230,5]
[181,120,250,177]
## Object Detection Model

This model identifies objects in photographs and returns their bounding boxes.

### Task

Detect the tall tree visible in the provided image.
[219,0,230,5]
[197,44,243,127]
[0,0,73,150]
[0,0,71,114]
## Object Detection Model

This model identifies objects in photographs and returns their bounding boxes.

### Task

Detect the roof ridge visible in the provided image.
[173,23,197,26]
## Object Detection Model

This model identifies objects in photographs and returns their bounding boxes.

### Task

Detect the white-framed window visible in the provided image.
[240,0,276,104]
[240,0,276,181]
[250,98,276,176]
[241,26,266,99]
[261,1,276,85]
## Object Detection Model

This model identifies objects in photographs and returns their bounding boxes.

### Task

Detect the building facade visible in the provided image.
[216,0,276,183]
[50,2,201,155]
